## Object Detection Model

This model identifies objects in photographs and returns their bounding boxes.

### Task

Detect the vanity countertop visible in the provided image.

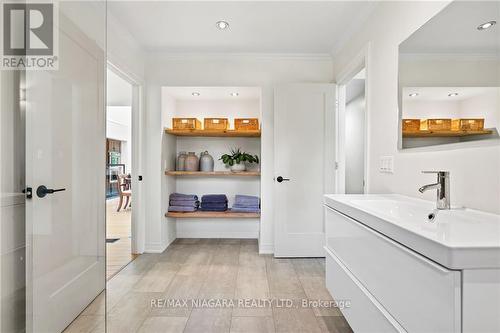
[324,194,500,269]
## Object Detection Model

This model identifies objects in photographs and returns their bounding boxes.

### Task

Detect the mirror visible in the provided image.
[398,0,500,149]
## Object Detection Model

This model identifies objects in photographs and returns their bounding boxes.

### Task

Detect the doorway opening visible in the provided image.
[344,69,366,194]
[106,67,137,279]
[336,46,370,195]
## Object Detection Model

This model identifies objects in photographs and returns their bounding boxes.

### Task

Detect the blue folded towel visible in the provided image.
[234,195,260,206]
[170,200,199,207]
[168,205,198,212]
[201,194,228,203]
[231,207,260,213]
[201,202,228,209]
[200,206,228,212]
[170,193,198,201]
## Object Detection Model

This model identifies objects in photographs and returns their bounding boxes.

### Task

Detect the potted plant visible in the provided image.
[220,148,259,172]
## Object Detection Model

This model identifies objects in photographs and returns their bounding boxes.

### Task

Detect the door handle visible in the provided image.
[276,176,290,183]
[36,185,66,198]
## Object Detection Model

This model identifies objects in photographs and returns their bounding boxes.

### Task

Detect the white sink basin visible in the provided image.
[324,194,500,269]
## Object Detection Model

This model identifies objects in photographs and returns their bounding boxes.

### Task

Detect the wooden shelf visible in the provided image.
[403,129,493,138]
[165,170,260,177]
[166,211,260,218]
[165,128,261,137]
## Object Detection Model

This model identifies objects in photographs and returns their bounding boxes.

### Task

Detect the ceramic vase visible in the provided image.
[185,152,199,172]
[176,151,187,171]
[230,162,246,172]
[199,151,214,172]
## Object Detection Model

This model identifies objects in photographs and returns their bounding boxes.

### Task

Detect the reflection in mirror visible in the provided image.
[399,0,500,149]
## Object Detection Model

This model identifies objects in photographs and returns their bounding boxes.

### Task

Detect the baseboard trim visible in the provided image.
[144,242,168,253]
[165,235,176,247]
[176,231,258,239]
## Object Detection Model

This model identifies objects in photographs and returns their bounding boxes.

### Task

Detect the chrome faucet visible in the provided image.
[418,171,450,210]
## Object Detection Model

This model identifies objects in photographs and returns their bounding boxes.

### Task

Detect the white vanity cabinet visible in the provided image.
[324,194,500,333]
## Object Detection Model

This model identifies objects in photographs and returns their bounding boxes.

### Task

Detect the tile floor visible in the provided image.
[65,238,353,333]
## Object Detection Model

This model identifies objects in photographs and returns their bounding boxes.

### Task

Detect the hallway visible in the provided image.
[68,239,352,333]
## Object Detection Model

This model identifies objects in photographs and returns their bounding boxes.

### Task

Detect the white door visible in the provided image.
[274,84,336,257]
[25,14,105,333]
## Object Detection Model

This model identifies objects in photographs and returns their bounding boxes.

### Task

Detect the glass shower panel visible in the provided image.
[0,69,26,332]
[23,1,107,332]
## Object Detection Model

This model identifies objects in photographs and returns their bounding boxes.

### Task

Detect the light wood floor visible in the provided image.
[106,198,138,280]
[66,239,353,333]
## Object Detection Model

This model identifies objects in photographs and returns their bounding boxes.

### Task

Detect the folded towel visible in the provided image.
[234,194,260,206]
[201,202,228,210]
[201,194,228,203]
[169,199,199,207]
[233,204,259,209]
[168,205,198,212]
[170,193,198,201]
[200,206,228,212]
[231,207,261,213]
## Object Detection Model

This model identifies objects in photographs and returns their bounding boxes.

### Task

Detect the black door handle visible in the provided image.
[36,185,66,198]
[276,176,290,183]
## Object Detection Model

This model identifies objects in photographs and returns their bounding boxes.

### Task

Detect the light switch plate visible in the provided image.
[379,156,394,173]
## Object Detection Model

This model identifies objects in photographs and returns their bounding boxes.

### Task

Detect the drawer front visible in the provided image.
[326,248,405,333]
[325,207,461,333]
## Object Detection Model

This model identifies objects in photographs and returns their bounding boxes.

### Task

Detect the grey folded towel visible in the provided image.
[168,205,198,212]
[231,207,260,213]
[170,199,199,207]
[234,195,260,207]
[170,193,198,201]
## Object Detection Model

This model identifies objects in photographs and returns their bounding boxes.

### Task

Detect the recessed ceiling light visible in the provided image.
[409,93,419,97]
[192,92,200,97]
[448,92,459,97]
[216,20,229,30]
[230,92,239,97]
[477,21,496,30]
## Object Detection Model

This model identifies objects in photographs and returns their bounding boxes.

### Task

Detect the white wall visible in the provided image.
[107,106,132,174]
[333,1,500,214]
[160,94,177,250]
[459,90,500,130]
[145,54,333,253]
[345,94,365,194]
[403,99,461,120]
[175,99,260,127]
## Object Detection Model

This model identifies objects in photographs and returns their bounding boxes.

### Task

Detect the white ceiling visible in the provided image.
[108,1,376,53]
[400,1,500,54]
[163,86,261,100]
[107,69,132,106]
[402,87,498,102]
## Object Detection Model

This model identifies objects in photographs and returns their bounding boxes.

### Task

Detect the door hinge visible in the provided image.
[334,162,339,170]
[138,175,143,181]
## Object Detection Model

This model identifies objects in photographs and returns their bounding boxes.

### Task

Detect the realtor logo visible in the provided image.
[1,2,58,69]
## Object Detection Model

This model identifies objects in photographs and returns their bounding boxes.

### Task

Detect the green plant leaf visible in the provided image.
[222,148,259,165]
